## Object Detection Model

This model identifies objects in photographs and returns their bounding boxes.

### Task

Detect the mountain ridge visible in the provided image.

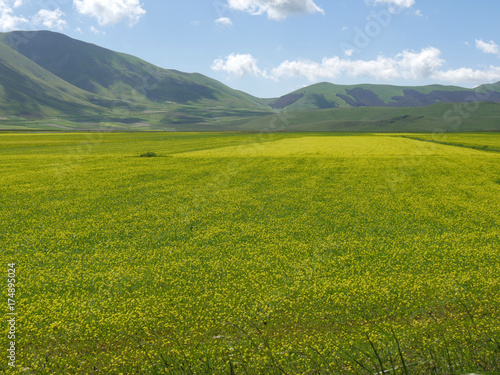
[269,81,500,111]
[0,30,267,109]
[0,30,500,131]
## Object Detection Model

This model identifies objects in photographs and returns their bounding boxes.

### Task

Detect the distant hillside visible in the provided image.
[0,31,270,114]
[270,82,500,111]
[0,30,499,132]
[232,102,500,133]
[0,40,107,117]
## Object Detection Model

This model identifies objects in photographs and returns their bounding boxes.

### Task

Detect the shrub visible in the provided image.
[140,152,157,157]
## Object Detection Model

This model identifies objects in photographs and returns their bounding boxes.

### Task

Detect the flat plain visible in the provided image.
[1,132,499,374]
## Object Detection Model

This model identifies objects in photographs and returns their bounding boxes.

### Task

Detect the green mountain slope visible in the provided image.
[0,30,499,132]
[271,82,500,111]
[1,31,266,111]
[232,101,500,132]
[0,40,107,117]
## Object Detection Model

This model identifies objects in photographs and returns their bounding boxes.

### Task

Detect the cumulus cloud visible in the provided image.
[33,9,67,30]
[434,67,500,84]
[0,0,27,31]
[372,0,415,13]
[212,53,266,78]
[212,47,500,85]
[227,0,324,20]
[215,17,233,26]
[475,39,499,55]
[73,0,146,26]
[272,47,444,81]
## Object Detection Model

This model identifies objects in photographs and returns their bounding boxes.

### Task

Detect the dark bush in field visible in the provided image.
[140,152,157,157]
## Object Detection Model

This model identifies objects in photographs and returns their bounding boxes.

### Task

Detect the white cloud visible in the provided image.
[0,0,27,31]
[33,9,67,30]
[212,53,266,78]
[227,0,324,20]
[344,49,354,57]
[475,39,499,55]
[372,0,415,13]
[374,0,415,7]
[73,0,146,26]
[434,67,500,84]
[213,47,500,85]
[271,47,444,81]
[90,26,105,35]
[215,17,233,26]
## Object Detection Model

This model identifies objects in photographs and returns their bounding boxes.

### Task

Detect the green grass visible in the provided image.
[400,133,500,152]
[236,102,500,132]
[1,132,499,374]
[3,101,499,132]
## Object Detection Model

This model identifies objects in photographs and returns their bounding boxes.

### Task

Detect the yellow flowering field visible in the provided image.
[1,132,499,374]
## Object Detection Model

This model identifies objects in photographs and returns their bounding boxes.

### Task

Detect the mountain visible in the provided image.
[230,101,500,132]
[0,38,107,118]
[270,82,500,111]
[0,30,499,132]
[0,30,271,129]
[1,31,267,110]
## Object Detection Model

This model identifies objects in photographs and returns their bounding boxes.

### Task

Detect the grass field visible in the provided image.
[1,132,499,374]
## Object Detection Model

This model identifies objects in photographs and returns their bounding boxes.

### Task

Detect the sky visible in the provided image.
[1,0,500,98]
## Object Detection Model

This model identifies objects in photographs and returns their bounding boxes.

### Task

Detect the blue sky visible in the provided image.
[1,0,500,98]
